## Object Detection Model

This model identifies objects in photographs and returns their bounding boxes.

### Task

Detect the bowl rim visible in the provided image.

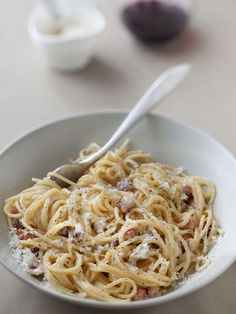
[27,5,107,45]
[0,110,236,309]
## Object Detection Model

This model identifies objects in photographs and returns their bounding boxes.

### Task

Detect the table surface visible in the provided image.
[0,0,236,313]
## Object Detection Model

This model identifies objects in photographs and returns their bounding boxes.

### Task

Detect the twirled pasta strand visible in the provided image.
[4,142,220,302]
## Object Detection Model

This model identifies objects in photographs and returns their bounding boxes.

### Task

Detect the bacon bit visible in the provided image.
[182,217,197,231]
[29,264,44,279]
[36,274,44,280]
[58,226,70,237]
[147,286,160,297]
[150,243,159,250]
[31,247,39,253]
[182,186,194,205]
[131,288,148,301]
[117,180,134,192]
[12,218,24,229]
[31,247,40,257]
[124,229,136,240]
[111,238,119,248]
[207,227,212,237]
[16,229,36,240]
[29,263,38,270]
[73,232,83,243]
[33,273,44,280]
[10,207,18,214]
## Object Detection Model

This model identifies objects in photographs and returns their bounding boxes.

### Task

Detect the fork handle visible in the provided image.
[80,63,191,165]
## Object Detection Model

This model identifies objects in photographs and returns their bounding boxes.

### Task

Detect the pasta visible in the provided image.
[4,141,221,302]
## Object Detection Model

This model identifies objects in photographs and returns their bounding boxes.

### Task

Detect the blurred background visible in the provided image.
[0,0,236,153]
[0,0,236,313]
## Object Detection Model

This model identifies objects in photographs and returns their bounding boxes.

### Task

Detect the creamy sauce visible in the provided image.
[37,17,98,39]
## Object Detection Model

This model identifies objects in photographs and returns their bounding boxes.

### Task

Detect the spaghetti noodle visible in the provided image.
[4,141,221,302]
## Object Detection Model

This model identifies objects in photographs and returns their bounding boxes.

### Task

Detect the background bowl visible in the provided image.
[0,112,235,309]
[28,0,106,72]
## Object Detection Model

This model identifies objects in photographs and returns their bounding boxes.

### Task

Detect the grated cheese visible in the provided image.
[144,234,156,241]
[90,195,101,206]
[171,185,177,196]
[94,218,107,233]
[180,193,188,200]
[13,247,43,276]
[130,243,150,261]
[9,230,20,248]
[83,211,92,221]
[120,195,135,212]
[159,255,170,272]
[183,177,194,185]
[133,178,149,190]
[174,166,186,176]
[95,244,109,256]
[92,183,105,190]
[75,222,84,235]
[159,182,170,189]
[51,239,65,248]
[65,190,79,210]
[110,193,122,201]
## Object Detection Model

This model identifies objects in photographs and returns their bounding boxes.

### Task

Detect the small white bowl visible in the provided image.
[28,1,106,72]
[0,112,236,309]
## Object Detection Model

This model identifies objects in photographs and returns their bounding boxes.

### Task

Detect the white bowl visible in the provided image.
[0,112,236,309]
[28,0,106,72]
